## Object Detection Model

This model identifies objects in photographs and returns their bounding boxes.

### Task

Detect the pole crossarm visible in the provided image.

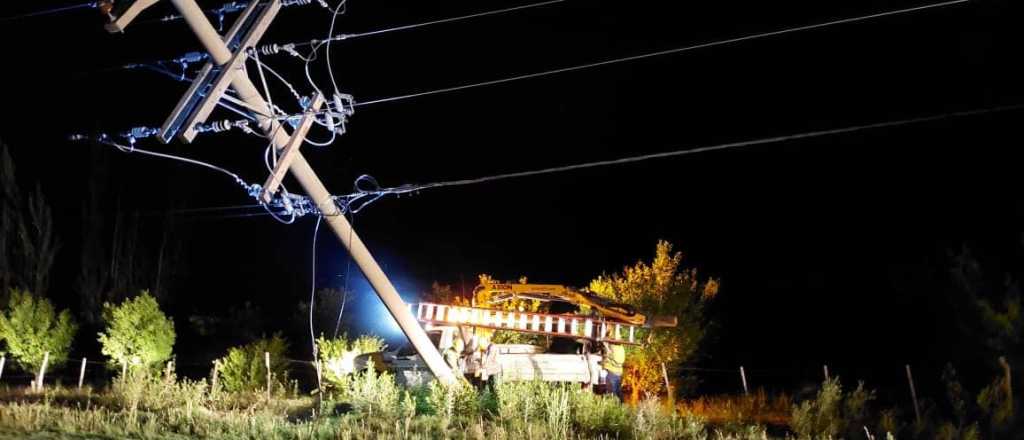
[160,0,458,385]
[262,93,324,203]
[160,0,280,143]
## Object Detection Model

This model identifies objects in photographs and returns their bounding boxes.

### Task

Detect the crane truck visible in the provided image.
[355,280,678,386]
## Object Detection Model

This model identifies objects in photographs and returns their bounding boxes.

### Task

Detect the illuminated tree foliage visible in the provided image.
[589,240,718,400]
[216,334,289,393]
[428,275,544,345]
[317,333,386,388]
[0,289,77,371]
[98,291,175,371]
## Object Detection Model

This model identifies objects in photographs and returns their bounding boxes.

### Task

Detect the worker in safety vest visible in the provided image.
[601,341,626,400]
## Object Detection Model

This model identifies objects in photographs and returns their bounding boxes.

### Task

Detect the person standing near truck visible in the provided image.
[601,341,626,400]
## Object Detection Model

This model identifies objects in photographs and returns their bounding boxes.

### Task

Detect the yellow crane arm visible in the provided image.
[475,281,678,328]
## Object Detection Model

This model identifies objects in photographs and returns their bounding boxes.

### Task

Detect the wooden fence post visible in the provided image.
[824,364,830,382]
[36,352,50,392]
[0,355,5,382]
[78,358,87,390]
[906,364,921,425]
[740,366,749,396]
[265,351,271,399]
[211,360,220,394]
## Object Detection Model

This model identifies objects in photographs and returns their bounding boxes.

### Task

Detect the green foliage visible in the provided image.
[216,334,289,393]
[0,289,77,371]
[339,361,410,417]
[976,375,1013,428]
[791,377,876,439]
[98,291,175,370]
[589,240,718,399]
[791,378,844,438]
[571,388,632,436]
[316,333,385,388]
[111,363,208,420]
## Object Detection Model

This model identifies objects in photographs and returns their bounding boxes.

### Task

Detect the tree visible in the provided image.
[318,333,386,387]
[946,243,1022,366]
[0,142,20,298]
[0,289,77,371]
[17,184,60,296]
[588,240,718,400]
[98,291,176,371]
[216,334,289,393]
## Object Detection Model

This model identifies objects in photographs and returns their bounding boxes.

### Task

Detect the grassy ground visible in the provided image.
[0,375,778,440]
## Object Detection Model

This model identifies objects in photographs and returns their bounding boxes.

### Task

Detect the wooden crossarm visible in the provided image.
[261,94,325,203]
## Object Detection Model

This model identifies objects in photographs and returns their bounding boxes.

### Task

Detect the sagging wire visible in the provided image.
[247,52,304,106]
[69,132,250,191]
[333,208,355,338]
[325,0,348,96]
[68,132,324,220]
[309,214,323,361]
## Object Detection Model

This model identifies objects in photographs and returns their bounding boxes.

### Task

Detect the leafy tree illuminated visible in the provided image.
[216,334,289,393]
[589,240,718,401]
[98,291,175,371]
[0,289,77,371]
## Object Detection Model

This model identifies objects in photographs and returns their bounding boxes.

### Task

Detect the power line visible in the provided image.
[354,0,970,107]
[0,2,97,22]
[295,0,565,47]
[349,103,1024,198]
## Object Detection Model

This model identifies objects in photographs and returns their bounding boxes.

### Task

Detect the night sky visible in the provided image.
[1,0,1022,394]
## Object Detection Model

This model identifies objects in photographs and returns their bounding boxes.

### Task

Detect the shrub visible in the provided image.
[791,377,844,438]
[0,289,77,371]
[111,363,208,420]
[342,361,410,417]
[317,333,385,388]
[98,291,175,371]
[216,334,289,393]
[571,390,631,436]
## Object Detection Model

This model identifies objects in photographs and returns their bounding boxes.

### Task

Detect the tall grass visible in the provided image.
[0,368,774,439]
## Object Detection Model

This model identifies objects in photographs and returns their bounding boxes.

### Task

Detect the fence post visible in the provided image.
[37,352,50,392]
[265,351,271,399]
[211,360,220,394]
[824,364,830,382]
[78,358,87,390]
[0,355,5,382]
[998,356,1012,414]
[740,366,749,396]
[315,360,324,393]
[905,364,921,425]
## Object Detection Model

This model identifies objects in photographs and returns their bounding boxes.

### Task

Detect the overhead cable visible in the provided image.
[346,103,1024,198]
[355,0,970,107]
[0,2,98,22]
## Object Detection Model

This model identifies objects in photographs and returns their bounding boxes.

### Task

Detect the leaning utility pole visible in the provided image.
[102,0,457,385]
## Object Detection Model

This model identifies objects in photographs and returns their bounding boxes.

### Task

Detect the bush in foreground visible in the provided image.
[216,333,289,393]
[98,291,175,371]
[0,289,77,371]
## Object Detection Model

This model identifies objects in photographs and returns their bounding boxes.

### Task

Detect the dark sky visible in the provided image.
[1,0,1022,391]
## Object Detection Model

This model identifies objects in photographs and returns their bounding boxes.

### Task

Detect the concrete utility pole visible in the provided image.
[104,0,456,385]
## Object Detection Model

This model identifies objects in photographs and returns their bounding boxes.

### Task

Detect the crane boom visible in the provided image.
[475,280,678,328]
